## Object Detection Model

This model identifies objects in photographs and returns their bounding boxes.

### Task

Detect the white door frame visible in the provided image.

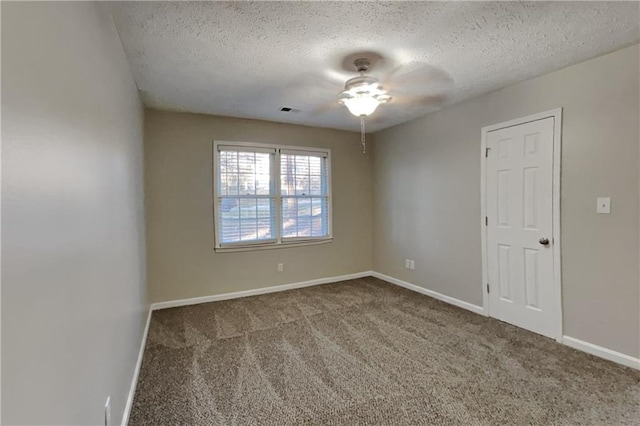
[480,108,563,343]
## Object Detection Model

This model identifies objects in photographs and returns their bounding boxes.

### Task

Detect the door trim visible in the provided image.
[480,108,563,342]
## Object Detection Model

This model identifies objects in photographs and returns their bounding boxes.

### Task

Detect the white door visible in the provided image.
[485,117,555,338]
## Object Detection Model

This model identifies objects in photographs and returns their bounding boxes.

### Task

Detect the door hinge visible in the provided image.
[485,147,490,158]
[487,283,490,293]
[485,216,488,226]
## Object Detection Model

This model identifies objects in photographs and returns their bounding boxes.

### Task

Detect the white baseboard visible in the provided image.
[150,271,374,311]
[562,335,640,370]
[121,306,153,426]
[371,271,486,316]
[371,273,640,370]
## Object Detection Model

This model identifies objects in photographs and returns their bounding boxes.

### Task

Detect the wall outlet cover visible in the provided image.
[596,197,611,214]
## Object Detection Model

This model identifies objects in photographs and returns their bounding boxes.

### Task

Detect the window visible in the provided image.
[214,141,331,250]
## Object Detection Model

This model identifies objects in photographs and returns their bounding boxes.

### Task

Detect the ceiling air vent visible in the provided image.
[279,106,300,113]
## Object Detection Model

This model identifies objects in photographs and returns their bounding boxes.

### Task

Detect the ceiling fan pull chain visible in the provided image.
[360,116,366,154]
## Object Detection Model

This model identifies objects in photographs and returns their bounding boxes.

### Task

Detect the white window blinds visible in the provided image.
[214,142,331,250]
[217,147,276,245]
[280,152,329,239]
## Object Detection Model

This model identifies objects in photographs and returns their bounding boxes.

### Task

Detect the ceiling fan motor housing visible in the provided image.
[354,58,371,73]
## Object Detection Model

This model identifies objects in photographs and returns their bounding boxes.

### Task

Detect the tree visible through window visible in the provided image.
[214,143,331,249]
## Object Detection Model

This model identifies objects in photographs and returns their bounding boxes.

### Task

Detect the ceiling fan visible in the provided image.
[333,56,452,154]
[339,58,391,118]
[337,58,390,154]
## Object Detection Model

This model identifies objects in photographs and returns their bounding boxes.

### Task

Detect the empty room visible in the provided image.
[2,1,640,425]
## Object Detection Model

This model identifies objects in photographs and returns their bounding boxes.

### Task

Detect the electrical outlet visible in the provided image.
[104,396,111,426]
[409,260,415,270]
[596,197,611,214]
[277,263,284,272]
[405,259,411,269]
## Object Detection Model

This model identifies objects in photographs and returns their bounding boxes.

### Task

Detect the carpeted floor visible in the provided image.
[130,277,640,425]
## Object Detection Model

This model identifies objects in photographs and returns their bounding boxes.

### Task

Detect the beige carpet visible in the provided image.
[130,277,640,425]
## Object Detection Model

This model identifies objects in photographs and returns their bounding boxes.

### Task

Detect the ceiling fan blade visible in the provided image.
[367,114,389,126]
[380,63,406,84]
[286,72,343,93]
[391,94,448,108]
[280,71,343,117]
[312,100,341,115]
[382,62,454,96]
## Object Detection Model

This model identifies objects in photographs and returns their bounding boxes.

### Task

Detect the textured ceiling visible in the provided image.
[108,1,639,132]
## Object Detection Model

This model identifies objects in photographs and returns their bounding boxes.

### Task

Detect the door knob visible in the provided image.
[539,237,550,246]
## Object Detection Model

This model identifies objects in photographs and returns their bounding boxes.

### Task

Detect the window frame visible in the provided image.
[213,140,333,252]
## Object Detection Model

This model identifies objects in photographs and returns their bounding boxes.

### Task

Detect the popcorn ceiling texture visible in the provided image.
[108,1,639,132]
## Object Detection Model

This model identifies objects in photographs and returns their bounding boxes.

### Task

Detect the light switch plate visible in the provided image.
[596,197,611,214]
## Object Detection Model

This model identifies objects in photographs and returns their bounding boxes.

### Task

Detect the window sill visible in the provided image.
[214,238,333,253]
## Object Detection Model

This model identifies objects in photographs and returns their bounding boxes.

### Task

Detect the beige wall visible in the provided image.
[2,3,147,425]
[372,44,640,357]
[144,110,372,303]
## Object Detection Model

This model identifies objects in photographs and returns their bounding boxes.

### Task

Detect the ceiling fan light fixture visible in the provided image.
[337,57,395,153]
[341,93,381,117]
[339,73,391,117]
